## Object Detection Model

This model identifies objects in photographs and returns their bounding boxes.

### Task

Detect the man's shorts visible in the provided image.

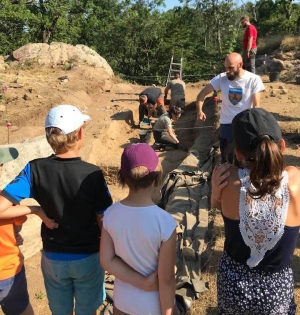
[0,266,29,315]
[156,96,165,107]
[170,95,185,109]
[41,252,105,315]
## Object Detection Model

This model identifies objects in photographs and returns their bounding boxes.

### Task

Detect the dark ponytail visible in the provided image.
[240,136,284,198]
[169,107,182,117]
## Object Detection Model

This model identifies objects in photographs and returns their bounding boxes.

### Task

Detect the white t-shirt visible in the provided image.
[153,113,172,132]
[103,201,177,315]
[210,71,264,124]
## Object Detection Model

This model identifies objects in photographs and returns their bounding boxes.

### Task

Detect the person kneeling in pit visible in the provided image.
[152,107,185,150]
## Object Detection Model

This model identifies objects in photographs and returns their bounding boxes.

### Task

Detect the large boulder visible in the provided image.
[11,42,113,77]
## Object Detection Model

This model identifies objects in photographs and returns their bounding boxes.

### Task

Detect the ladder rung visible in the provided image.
[171,69,181,72]
[171,63,182,66]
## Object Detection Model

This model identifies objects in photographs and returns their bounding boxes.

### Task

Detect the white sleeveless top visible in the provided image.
[103,201,177,315]
[238,169,290,268]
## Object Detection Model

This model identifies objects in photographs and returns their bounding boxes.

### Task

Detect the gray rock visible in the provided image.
[12,42,114,77]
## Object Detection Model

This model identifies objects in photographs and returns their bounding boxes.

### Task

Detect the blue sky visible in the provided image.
[164,0,182,10]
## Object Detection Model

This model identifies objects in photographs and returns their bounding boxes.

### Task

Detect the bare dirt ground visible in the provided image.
[0,65,300,314]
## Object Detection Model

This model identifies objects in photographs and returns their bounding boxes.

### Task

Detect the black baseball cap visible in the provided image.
[232,108,282,152]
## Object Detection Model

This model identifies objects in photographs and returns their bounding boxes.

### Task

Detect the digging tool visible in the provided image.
[111,98,139,102]
[115,93,140,95]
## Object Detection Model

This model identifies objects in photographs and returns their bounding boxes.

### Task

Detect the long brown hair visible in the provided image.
[238,135,284,198]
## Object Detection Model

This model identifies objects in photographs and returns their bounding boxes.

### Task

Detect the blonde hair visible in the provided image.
[118,164,162,191]
[46,127,80,154]
[240,15,249,22]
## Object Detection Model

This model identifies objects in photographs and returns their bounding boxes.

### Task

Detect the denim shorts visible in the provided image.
[219,124,234,163]
[0,266,29,315]
[41,252,105,315]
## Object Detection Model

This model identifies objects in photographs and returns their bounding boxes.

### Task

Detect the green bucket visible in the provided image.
[269,72,280,82]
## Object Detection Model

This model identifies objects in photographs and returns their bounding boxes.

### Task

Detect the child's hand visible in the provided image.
[142,270,158,292]
[43,217,59,229]
[211,163,231,202]
[15,233,24,246]
[34,207,58,229]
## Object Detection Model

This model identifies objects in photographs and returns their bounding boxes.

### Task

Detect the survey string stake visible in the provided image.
[6,122,11,144]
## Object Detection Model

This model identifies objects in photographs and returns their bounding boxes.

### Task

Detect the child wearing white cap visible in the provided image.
[0,105,113,315]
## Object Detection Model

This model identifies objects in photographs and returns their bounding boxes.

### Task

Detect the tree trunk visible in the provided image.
[43,30,50,43]
[216,19,222,54]
[42,15,60,43]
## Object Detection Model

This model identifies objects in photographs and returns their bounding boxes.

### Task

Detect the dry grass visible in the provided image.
[280,36,300,52]
[257,34,283,55]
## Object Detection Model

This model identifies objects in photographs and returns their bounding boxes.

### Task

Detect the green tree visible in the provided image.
[0,0,34,55]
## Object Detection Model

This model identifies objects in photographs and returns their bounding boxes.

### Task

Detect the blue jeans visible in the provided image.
[41,252,105,315]
[0,266,29,315]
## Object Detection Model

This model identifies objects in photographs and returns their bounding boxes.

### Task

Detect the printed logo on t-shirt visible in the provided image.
[228,87,243,105]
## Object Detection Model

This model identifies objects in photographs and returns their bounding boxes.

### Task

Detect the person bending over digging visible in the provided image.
[139,87,167,123]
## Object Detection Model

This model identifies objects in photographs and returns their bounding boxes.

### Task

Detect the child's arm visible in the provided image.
[0,205,58,229]
[96,213,104,231]
[12,215,27,246]
[100,227,158,291]
[158,230,176,315]
[13,223,24,246]
[34,206,58,229]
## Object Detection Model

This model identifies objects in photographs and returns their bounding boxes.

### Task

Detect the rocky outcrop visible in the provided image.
[10,42,113,77]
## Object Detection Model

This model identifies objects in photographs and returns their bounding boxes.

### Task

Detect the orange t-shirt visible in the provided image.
[0,216,26,280]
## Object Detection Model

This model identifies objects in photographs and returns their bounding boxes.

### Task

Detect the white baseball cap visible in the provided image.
[45,105,91,134]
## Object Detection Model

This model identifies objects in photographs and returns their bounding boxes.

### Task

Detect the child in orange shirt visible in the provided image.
[0,147,34,315]
[0,147,56,315]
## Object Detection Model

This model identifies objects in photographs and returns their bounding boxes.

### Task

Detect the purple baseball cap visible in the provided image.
[121,143,159,177]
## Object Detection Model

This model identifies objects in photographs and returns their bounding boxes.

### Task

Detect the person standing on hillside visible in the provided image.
[139,87,166,123]
[196,52,264,163]
[240,15,258,73]
[164,74,186,111]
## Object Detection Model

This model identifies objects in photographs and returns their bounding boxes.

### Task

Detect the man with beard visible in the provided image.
[196,52,264,163]
[240,15,258,73]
